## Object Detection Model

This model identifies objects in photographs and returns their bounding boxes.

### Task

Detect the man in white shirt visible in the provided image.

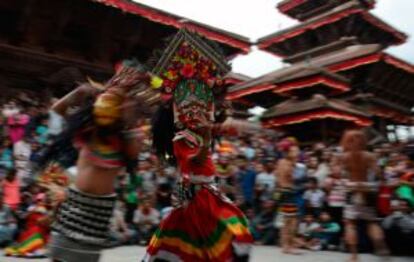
[13,137,31,186]
[303,177,326,216]
[48,103,64,137]
[255,161,276,201]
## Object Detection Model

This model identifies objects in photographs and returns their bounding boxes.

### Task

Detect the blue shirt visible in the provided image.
[237,168,257,203]
[0,148,13,170]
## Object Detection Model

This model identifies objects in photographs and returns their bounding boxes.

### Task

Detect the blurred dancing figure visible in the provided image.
[47,62,154,262]
[276,137,302,255]
[340,130,389,262]
[145,29,253,262]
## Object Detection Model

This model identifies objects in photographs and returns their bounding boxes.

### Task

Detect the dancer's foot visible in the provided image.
[347,255,358,262]
[375,245,390,256]
[282,248,303,255]
[376,249,390,256]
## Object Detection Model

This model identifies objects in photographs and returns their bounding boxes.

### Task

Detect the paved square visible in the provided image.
[1,246,413,262]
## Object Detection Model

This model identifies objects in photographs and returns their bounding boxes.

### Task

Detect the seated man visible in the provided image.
[293,214,320,251]
[382,198,414,255]
[133,199,160,245]
[312,211,341,250]
[252,200,276,245]
[109,200,135,246]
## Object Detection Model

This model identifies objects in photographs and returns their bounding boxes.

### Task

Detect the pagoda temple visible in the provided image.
[0,0,250,99]
[228,0,414,142]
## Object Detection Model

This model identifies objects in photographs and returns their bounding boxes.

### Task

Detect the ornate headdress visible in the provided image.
[152,28,230,127]
[151,28,231,160]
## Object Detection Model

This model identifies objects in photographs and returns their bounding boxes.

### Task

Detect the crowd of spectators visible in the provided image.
[0,94,414,258]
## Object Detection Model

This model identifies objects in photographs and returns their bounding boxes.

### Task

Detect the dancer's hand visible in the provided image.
[77,83,101,98]
[196,114,212,145]
[108,68,150,90]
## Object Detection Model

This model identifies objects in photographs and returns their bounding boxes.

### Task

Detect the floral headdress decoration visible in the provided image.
[151,28,231,126]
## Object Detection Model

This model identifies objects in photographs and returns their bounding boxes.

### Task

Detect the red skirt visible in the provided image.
[144,185,252,261]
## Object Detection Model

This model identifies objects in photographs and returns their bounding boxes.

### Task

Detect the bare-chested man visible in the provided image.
[276,137,301,254]
[340,130,389,262]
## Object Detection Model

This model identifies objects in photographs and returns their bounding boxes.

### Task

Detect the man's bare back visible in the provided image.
[342,151,376,182]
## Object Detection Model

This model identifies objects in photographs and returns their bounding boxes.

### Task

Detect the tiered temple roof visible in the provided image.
[228,0,413,139]
[230,44,414,116]
[277,0,376,21]
[259,1,406,57]
[262,94,372,128]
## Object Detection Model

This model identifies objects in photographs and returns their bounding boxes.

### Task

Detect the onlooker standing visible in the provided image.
[138,160,156,195]
[303,177,326,217]
[255,160,276,202]
[324,164,347,227]
[0,139,14,178]
[35,118,49,145]
[240,139,256,161]
[236,155,257,206]
[293,161,308,216]
[1,169,21,211]
[47,98,64,138]
[13,136,31,186]
[7,111,29,144]
[2,101,19,119]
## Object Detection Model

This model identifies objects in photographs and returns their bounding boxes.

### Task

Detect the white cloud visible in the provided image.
[135,0,413,77]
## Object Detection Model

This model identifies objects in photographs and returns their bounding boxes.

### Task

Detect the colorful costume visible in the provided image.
[278,187,298,217]
[344,182,379,221]
[145,29,252,262]
[45,61,156,262]
[49,187,117,261]
[5,201,50,258]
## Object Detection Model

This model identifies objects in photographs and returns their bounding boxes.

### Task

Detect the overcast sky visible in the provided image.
[135,0,414,78]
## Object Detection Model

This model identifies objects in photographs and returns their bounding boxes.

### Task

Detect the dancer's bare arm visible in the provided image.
[52,83,99,117]
[191,129,211,165]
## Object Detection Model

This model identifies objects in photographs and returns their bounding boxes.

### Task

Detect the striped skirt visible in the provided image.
[277,188,298,217]
[49,186,116,262]
[144,184,252,262]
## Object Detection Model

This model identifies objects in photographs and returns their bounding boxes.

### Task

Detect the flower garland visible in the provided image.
[160,42,224,95]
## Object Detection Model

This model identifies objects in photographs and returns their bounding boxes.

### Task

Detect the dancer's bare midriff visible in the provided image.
[75,149,122,195]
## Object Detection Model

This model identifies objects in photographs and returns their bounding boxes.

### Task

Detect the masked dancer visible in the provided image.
[144,29,253,262]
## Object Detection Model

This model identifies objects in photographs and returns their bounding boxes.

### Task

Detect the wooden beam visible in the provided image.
[11,0,36,45]
[44,0,72,53]
[92,8,116,62]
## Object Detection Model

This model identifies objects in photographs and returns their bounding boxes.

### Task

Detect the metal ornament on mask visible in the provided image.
[173,79,214,129]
